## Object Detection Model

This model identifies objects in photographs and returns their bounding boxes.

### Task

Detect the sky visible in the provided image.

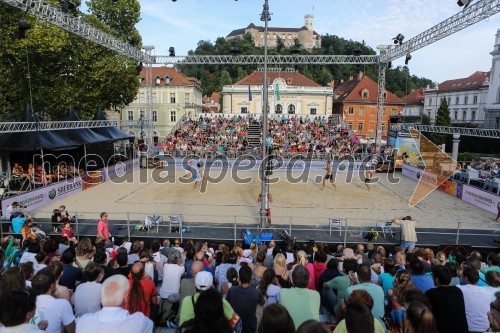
[136,0,499,84]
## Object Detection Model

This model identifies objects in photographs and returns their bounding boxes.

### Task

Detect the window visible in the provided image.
[472,110,476,120]
[288,104,295,114]
[348,107,354,115]
[185,93,190,105]
[165,76,171,85]
[310,108,317,115]
[127,110,133,120]
[473,95,478,104]
[155,76,161,85]
[447,97,451,105]
[287,78,292,85]
[456,96,459,105]
[170,94,176,104]
[152,110,158,122]
[359,107,365,115]
[428,98,432,106]
[152,92,157,103]
[464,96,468,105]
[454,111,458,120]
[381,122,385,133]
[139,93,145,103]
[495,117,500,129]
[275,104,282,114]
[362,90,369,99]
[357,123,363,131]
[462,111,467,120]
[382,108,386,116]
[391,108,397,116]
[170,111,176,122]
[347,123,353,130]
[241,107,248,114]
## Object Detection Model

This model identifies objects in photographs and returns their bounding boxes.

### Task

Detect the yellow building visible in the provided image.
[221,69,333,115]
[121,67,202,139]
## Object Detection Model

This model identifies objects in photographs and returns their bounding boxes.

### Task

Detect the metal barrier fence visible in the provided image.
[3,210,498,248]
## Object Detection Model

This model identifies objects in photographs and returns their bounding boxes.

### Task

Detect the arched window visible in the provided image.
[275,104,283,114]
[155,76,161,85]
[288,104,295,114]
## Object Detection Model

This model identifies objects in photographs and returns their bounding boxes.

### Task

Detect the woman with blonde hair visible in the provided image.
[274,253,291,288]
[292,250,315,290]
[231,246,243,264]
[73,237,95,269]
[435,251,446,265]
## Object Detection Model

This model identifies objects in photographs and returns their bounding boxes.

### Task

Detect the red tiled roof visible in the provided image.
[436,71,490,92]
[235,71,321,87]
[210,92,220,102]
[402,88,425,106]
[139,67,195,86]
[333,75,404,104]
[227,25,320,37]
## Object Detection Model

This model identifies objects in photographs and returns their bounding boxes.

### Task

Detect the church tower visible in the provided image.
[484,28,500,129]
[304,14,314,31]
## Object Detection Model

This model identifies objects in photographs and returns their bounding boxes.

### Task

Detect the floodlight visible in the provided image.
[169,47,175,57]
[405,53,412,65]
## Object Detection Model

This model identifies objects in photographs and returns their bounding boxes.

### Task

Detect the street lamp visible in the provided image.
[259,0,271,230]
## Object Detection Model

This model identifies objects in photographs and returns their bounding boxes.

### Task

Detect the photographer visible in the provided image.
[51,205,68,233]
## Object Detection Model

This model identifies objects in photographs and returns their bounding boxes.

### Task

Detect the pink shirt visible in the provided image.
[97,219,109,240]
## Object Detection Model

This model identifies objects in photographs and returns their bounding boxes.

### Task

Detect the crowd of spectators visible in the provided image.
[10,162,84,186]
[0,233,499,333]
[163,115,365,160]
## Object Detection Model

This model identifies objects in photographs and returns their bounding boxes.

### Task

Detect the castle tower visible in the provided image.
[304,14,314,31]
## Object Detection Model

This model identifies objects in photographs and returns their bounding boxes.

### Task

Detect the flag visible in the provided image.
[274,83,280,101]
[248,85,252,101]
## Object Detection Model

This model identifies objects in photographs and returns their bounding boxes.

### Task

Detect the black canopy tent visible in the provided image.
[91,110,134,141]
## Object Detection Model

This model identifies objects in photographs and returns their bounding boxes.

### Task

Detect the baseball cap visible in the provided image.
[195,271,213,291]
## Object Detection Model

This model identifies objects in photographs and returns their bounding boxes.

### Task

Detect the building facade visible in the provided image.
[332,72,404,140]
[202,92,221,113]
[226,14,321,50]
[423,71,489,125]
[121,67,202,139]
[402,88,425,116]
[221,69,333,115]
[484,28,500,129]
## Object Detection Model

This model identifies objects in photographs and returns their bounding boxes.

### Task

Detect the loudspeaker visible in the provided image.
[438,244,471,257]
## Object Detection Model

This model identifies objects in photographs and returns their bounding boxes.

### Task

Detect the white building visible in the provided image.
[121,67,203,139]
[484,28,500,129]
[423,71,489,125]
[402,88,425,116]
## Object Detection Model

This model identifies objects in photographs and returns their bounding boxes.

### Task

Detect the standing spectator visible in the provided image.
[58,249,83,291]
[96,212,110,244]
[124,261,158,317]
[345,264,385,325]
[160,249,185,299]
[280,265,320,329]
[150,241,167,285]
[0,288,45,333]
[180,288,232,333]
[257,303,295,333]
[76,275,153,333]
[259,268,281,306]
[51,205,66,233]
[72,263,104,317]
[409,258,434,293]
[404,301,439,333]
[425,265,468,333]
[392,215,418,253]
[31,269,76,333]
[457,267,491,332]
[226,265,265,333]
[378,258,396,300]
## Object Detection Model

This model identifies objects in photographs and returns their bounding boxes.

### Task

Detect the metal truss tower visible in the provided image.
[143,45,155,145]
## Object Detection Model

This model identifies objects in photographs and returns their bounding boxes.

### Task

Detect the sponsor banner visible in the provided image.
[437,176,459,197]
[162,158,374,173]
[82,171,104,191]
[402,163,421,182]
[462,185,499,214]
[1,177,83,213]
[420,171,438,188]
[105,158,140,181]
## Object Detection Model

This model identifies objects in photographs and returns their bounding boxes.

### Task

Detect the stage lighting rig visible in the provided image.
[392,33,404,45]
[168,47,175,57]
[18,19,31,39]
[457,0,473,9]
[353,47,362,56]
[405,53,412,65]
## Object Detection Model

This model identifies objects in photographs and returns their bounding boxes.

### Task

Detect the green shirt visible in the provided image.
[179,292,234,325]
[333,318,386,333]
[482,265,500,274]
[326,275,351,309]
[280,288,320,329]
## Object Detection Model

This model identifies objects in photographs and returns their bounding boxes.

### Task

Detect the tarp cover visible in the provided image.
[59,107,111,144]
[91,110,134,141]
[0,105,81,152]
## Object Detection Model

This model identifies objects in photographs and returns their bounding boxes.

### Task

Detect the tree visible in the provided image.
[420,113,431,125]
[218,70,233,91]
[276,36,285,52]
[432,97,451,145]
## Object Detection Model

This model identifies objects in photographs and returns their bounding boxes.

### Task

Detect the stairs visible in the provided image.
[247,122,261,146]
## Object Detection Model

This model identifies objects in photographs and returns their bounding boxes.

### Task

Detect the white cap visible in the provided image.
[195,271,213,291]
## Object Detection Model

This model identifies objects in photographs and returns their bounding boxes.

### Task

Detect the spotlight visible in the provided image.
[168,47,175,57]
[18,19,31,39]
[291,45,300,55]
[405,53,412,65]
[353,47,362,56]
[136,61,143,74]
[59,0,75,13]
[230,44,240,56]
[457,0,473,9]
[392,33,404,45]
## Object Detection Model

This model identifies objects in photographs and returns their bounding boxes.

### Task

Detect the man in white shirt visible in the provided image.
[150,241,168,284]
[76,274,153,333]
[31,269,76,333]
[457,267,491,333]
[72,263,104,317]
